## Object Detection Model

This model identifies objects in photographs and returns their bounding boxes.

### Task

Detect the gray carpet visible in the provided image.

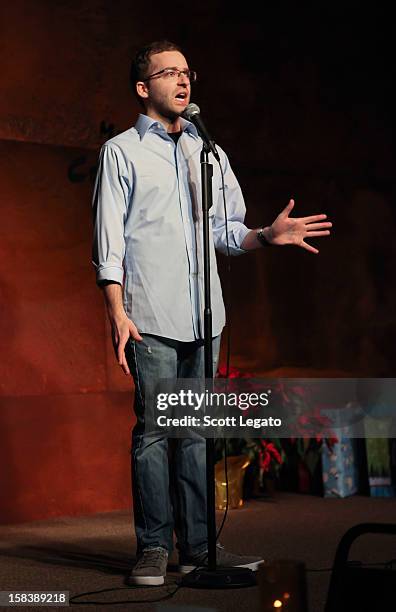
[0,493,395,611]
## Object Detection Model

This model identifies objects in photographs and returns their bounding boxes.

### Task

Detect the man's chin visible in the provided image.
[165,108,184,120]
[154,103,189,123]
[170,100,190,118]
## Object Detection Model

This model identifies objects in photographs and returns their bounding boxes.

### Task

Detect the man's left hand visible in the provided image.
[266,199,332,254]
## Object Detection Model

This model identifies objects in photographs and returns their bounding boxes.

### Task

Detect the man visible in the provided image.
[92,40,331,586]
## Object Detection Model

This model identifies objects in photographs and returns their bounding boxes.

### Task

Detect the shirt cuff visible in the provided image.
[95,265,124,285]
[234,225,251,254]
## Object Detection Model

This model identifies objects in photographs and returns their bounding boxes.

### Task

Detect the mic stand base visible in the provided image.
[180,566,256,589]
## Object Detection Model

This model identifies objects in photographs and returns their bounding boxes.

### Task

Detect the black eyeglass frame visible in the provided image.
[142,67,197,82]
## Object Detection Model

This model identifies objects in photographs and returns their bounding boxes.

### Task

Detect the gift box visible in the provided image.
[366,438,395,497]
[321,437,359,498]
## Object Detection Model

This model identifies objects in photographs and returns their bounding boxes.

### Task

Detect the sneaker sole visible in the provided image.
[127,575,165,586]
[178,559,264,573]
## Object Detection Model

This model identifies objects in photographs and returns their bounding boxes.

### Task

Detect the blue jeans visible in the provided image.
[125,333,221,555]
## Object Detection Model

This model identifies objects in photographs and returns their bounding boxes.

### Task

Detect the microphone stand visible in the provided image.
[181,144,255,589]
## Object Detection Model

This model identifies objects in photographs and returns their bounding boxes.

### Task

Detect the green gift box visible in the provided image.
[366,438,395,497]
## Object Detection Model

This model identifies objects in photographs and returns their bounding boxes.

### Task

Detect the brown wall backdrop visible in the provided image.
[1,1,395,523]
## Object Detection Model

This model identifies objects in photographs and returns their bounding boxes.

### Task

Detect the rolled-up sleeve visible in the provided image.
[212,152,250,256]
[92,144,131,285]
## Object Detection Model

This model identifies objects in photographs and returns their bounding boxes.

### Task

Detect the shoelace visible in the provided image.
[136,548,166,567]
[201,542,224,555]
[195,542,224,563]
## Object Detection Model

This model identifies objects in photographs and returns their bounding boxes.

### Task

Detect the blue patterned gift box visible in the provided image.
[321,437,359,498]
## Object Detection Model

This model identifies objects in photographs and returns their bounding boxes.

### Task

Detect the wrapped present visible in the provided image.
[366,438,395,497]
[363,411,395,497]
[322,437,359,498]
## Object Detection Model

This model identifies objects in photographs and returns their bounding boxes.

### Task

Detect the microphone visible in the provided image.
[181,103,220,161]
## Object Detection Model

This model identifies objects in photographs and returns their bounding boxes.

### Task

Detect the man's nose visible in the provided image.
[177,72,189,85]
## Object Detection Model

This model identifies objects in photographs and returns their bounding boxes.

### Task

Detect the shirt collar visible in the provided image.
[135,113,199,140]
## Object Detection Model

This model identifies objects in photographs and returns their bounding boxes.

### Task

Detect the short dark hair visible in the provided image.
[130,40,182,107]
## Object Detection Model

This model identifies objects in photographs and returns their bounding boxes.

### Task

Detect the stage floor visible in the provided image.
[1,492,395,611]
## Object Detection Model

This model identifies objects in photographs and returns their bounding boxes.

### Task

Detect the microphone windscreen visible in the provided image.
[181,103,200,120]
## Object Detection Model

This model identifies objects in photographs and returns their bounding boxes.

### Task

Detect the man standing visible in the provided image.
[92,40,331,586]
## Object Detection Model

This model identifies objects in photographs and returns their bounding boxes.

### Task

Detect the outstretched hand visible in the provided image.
[268,199,332,254]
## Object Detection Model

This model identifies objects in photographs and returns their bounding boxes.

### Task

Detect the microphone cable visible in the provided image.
[210,155,232,545]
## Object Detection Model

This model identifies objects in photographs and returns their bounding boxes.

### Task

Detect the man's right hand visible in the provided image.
[100,281,142,376]
[109,313,142,376]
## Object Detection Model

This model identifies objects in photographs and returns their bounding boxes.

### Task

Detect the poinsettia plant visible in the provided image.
[214,365,285,478]
[258,439,283,473]
[277,382,338,475]
[215,364,338,483]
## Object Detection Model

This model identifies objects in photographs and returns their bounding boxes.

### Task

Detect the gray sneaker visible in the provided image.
[178,542,264,573]
[128,547,168,586]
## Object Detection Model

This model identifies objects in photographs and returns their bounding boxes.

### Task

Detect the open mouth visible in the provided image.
[175,91,188,102]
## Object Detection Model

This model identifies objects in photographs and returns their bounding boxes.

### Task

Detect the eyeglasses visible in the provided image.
[143,67,197,82]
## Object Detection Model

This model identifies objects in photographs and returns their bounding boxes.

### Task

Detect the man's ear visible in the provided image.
[136,81,149,100]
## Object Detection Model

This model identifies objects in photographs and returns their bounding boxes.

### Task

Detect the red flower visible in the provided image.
[258,439,283,472]
[216,364,259,380]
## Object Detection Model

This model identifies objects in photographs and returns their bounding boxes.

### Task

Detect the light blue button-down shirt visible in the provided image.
[92,113,250,341]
